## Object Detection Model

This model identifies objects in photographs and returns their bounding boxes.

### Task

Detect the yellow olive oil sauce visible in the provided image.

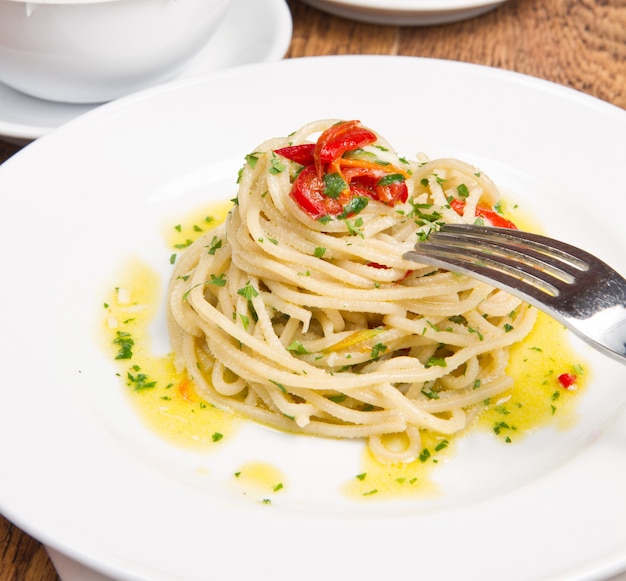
[103,258,238,450]
[103,201,237,451]
[232,461,287,503]
[102,198,587,502]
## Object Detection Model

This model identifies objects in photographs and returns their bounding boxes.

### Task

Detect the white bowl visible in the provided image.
[0,0,231,103]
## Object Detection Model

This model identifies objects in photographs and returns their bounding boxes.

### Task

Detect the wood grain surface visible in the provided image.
[1,0,624,578]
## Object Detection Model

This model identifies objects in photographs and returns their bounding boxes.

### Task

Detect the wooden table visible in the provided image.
[1,0,624,578]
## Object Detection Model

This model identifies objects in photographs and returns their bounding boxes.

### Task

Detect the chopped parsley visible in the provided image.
[207,236,223,255]
[323,172,348,199]
[371,342,388,360]
[456,183,469,198]
[269,157,286,174]
[113,331,134,360]
[376,173,406,187]
[245,152,260,168]
[287,340,309,355]
[127,366,156,391]
[424,356,447,368]
[237,281,259,302]
[338,196,368,219]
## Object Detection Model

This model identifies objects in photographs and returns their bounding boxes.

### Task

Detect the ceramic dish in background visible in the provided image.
[0,0,232,103]
[0,56,624,581]
[300,0,509,25]
[0,0,292,145]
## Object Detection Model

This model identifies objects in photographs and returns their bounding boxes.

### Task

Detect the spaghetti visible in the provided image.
[167,119,536,463]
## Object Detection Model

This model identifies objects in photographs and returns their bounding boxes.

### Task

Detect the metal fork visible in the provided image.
[404,224,626,365]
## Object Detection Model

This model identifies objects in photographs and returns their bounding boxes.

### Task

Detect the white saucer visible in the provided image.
[301,0,509,25]
[0,0,292,144]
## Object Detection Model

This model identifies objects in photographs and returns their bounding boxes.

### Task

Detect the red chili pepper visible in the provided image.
[278,121,407,220]
[290,164,342,219]
[314,120,377,175]
[341,165,409,207]
[557,372,577,389]
[450,198,518,229]
[274,144,315,166]
[367,262,414,281]
[376,179,408,205]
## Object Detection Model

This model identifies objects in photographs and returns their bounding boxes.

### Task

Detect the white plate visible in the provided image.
[300,0,509,25]
[0,0,292,144]
[0,55,625,581]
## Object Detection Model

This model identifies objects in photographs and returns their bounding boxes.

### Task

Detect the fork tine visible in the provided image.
[421,236,577,288]
[404,241,564,306]
[431,227,588,281]
[431,224,590,265]
[404,224,604,308]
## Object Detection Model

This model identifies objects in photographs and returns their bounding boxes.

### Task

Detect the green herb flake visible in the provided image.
[237,281,259,302]
[421,384,440,400]
[344,218,364,238]
[239,313,250,330]
[448,315,467,325]
[245,152,260,168]
[287,340,309,355]
[468,326,484,341]
[323,172,348,199]
[269,157,286,174]
[113,331,134,360]
[270,379,287,393]
[127,368,156,391]
[338,196,369,219]
[209,273,227,287]
[174,239,194,250]
[457,183,470,198]
[328,394,347,403]
[434,439,449,452]
[376,173,406,187]
[371,342,388,360]
[212,432,224,442]
[424,356,447,368]
[207,236,223,255]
